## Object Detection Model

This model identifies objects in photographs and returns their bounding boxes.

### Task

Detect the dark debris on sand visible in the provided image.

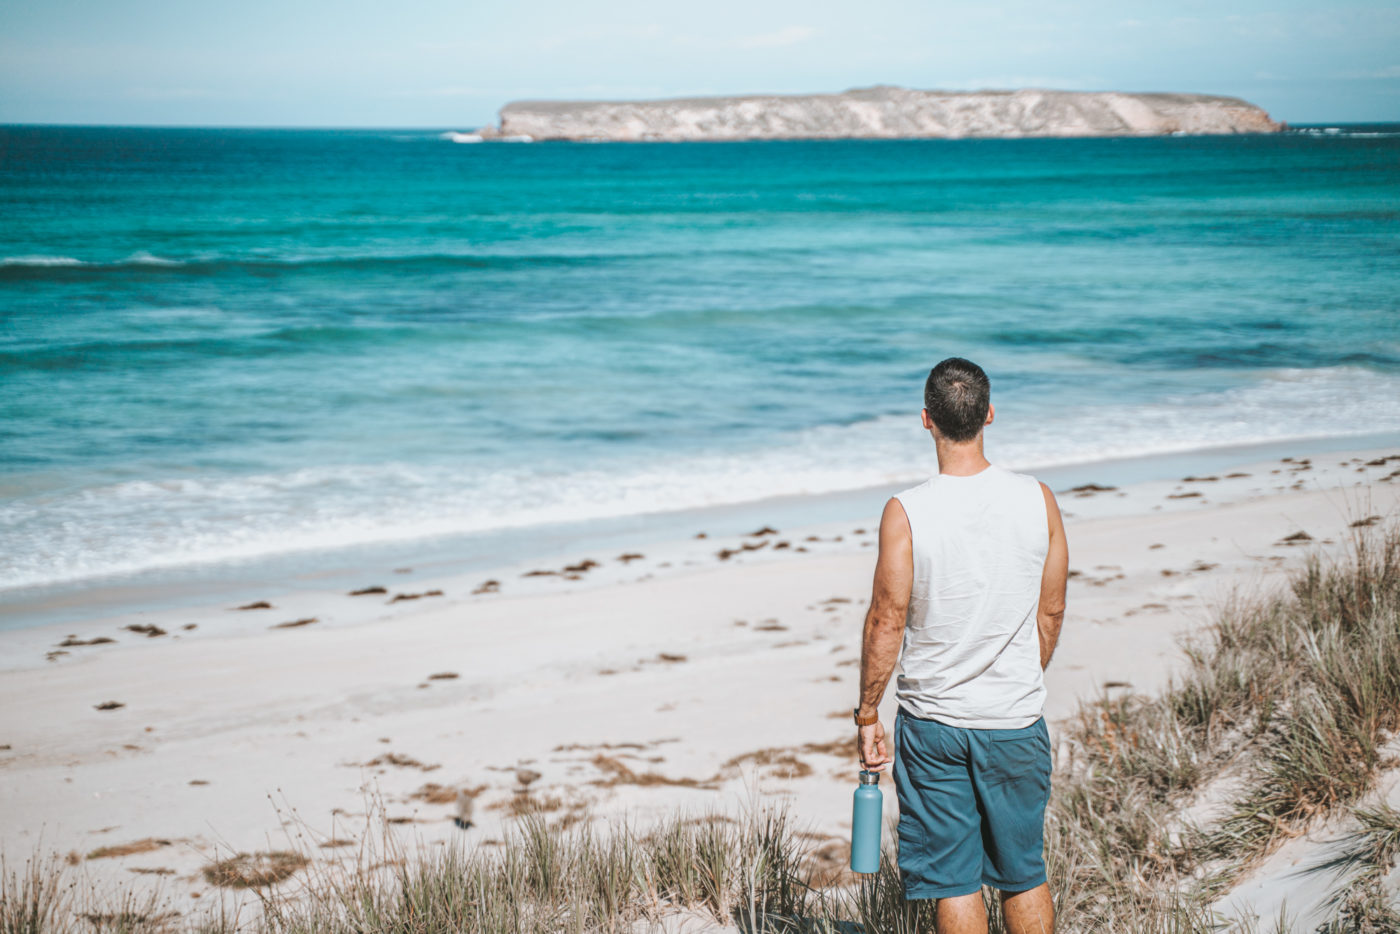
[271,617,318,629]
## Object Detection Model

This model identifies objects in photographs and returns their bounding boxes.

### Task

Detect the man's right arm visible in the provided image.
[1037,482,1068,669]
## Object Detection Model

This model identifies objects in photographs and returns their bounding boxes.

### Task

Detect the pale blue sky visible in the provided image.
[1,0,1396,127]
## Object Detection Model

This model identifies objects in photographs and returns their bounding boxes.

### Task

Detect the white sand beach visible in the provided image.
[2,441,1398,922]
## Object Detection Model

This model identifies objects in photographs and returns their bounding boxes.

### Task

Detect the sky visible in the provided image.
[1,0,1397,127]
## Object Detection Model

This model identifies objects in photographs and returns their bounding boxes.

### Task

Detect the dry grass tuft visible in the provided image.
[797,737,855,758]
[358,752,439,771]
[410,782,477,805]
[589,755,717,789]
[721,748,813,780]
[58,635,115,647]
[270,617,317,629]
[202,851,308,889]
[489,794,565,818]
[553,740,645,752]
[80,909,180,931]
[86,839,170,860]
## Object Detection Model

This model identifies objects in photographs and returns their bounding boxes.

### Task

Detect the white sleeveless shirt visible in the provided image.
[893,463,1049,729]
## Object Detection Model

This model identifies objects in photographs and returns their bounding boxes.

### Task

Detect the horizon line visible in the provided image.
[3,118,1398,132]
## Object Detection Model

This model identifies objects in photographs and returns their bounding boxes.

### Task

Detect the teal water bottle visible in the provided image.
[850,770,882,873]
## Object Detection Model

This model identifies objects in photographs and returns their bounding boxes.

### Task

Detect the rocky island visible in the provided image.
[474,85,1282,142]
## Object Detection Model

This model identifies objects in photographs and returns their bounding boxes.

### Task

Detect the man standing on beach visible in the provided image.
[854,357,1068,934]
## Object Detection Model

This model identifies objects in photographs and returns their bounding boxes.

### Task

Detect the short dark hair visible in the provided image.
[923,358,990,442]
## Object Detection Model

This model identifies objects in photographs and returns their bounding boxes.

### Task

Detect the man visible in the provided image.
[854,357,1068,934]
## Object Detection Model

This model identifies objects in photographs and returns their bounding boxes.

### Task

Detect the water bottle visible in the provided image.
[850,770,882,873]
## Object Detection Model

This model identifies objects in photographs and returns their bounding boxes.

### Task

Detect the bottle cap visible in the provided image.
[859,770,880,785]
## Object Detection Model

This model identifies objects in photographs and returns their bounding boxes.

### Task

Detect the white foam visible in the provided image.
[1294,127,1400,138]
[0,255,83,267]
[3,366,1399,591]
[1,253,184,268]
[123,251,182,266]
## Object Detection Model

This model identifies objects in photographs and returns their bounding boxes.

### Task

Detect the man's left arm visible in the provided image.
[855,496,913,772]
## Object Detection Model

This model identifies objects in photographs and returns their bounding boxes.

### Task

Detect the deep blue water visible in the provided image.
[2,124,1398,590]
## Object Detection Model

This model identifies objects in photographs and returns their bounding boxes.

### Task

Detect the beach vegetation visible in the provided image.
[8,523,1400,932]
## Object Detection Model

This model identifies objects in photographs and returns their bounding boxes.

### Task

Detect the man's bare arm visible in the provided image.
[858,498,913,714]
[1037,482,1068,669]
[855,497,913,770]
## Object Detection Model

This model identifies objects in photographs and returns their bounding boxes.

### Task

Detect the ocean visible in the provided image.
[2,124,1399,603]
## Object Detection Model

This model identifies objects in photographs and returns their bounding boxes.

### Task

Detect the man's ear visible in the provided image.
[921,408,933,430]
[985,403,995,426]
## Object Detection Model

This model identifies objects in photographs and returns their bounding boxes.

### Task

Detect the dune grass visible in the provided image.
[1038,521,1400,929]
[1311,802,1400,933]
[5,523,1399,933]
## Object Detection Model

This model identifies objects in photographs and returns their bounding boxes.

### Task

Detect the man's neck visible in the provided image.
[934,438,991,477]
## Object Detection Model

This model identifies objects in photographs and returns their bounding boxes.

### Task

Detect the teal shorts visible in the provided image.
[892,706,1052,898]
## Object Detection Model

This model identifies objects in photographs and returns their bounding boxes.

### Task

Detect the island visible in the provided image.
[471,86,1282,142]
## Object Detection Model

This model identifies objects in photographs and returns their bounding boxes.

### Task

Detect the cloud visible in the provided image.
[734,26,816,49]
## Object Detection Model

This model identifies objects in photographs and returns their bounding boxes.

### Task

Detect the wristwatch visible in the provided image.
[853,707,879,727]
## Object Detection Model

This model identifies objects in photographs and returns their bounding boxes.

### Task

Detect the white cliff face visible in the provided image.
[481,86,1282,142]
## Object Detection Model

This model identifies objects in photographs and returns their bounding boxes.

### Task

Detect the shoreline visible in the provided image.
[5,429,1399,634]
[0,438,1398,911]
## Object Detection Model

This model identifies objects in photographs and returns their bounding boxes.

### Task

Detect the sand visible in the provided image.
[1,441,1397,920]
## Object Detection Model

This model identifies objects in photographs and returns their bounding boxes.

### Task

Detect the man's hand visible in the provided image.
[858,720,892,772]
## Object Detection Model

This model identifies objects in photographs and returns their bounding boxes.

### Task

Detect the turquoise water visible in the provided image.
[2,125,1399,593]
